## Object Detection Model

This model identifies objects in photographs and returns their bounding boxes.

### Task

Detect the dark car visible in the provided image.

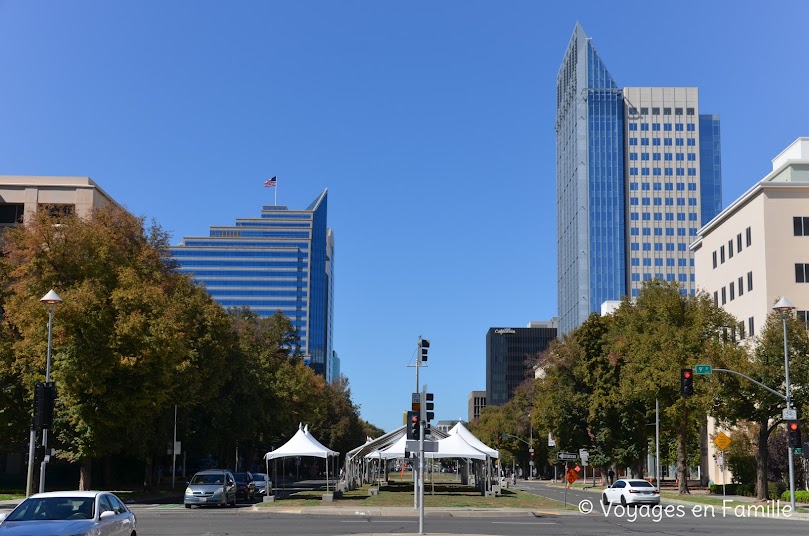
[232,472,256,501]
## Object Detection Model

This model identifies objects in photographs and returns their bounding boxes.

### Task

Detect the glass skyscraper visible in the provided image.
[556,24,722,335]
[170,190,336,381]
[486,323,557,406]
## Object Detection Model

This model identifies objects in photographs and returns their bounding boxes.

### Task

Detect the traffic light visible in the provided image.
[407,411,420,440]
[419,338,430,362]
[680,369,694,397]
[498,433,503,444]
[425,392,434,422]
[33,382,56,431]
[787,420,801,449]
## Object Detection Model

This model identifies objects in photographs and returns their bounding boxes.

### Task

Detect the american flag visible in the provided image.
[264,176,277,187]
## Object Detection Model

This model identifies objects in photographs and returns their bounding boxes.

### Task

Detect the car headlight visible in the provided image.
[215,487,224,494]
[185,487,192,494]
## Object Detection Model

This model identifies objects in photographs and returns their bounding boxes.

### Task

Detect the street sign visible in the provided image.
[783,408,798,421]
[411,392,421,412]
[557,452,577,461]
[713,432,732,451]
[407,440,438,452]
[794,448,803,455]
[528,448,534,453]
[566,469,578,484]
[695,364,713,375]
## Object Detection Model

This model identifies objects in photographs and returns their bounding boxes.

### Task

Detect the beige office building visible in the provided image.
[691,137,809,484]
[0,175,119,228]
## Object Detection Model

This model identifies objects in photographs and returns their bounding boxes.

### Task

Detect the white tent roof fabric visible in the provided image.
[365,434,408,459]
[264,424,338,460]
[450,422,499,459]
[425,431,487,460]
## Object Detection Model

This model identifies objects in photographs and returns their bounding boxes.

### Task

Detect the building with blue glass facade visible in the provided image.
[556,24,722,335]
[170,190,336,382]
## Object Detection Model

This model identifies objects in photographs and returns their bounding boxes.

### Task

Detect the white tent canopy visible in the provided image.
[450,422,499,459]
[425,431,487,460]
[264,423,338,460]
[365,433,408,460]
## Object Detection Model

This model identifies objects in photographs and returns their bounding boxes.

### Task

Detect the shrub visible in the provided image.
[781,490,809,503]
[709,483,738,495]
[735,483,755,497]
[768,481,787,500]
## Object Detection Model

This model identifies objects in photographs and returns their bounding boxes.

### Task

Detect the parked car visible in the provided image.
[251,472,272,496]
[184,469,237,508]
[232,472,256,501]
[0,490,136,535]
[601,479,660,506]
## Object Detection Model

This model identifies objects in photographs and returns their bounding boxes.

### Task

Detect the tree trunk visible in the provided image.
[144,456,153,489]
[79,458,92,491]
[677,406,689,494]
[756,419,769,501]
[699,421,710,487]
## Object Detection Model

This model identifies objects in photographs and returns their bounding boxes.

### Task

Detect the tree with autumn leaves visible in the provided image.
[0,205,379,489]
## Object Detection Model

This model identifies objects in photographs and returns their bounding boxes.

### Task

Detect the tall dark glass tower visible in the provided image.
[486,323,557,406]
[170,190,335,381]
[556,24,722,334]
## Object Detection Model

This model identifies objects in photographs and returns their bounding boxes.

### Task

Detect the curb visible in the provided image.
[250,505,557,518]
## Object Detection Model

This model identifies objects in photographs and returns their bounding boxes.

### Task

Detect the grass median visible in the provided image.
[256,480,560,509]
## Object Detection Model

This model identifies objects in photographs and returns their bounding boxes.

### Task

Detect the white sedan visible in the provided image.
[602,479,660,506]
[0,490,136,536]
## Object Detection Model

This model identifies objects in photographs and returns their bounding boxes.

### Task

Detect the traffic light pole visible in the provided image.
[39,303,56,493]
[418,388,425,536]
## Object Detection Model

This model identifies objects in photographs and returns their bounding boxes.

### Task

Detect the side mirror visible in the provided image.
[100,511,115,520]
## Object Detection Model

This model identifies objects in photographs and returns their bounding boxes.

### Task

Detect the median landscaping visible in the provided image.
[256,480,559,509]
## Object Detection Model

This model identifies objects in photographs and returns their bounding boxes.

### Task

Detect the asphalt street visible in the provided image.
[124,498,807,535]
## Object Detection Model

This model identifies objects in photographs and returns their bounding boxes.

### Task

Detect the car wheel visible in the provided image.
[230,495,237,507]
[184,504,191,509]
[602,494,609,506]
[620,494,627,507]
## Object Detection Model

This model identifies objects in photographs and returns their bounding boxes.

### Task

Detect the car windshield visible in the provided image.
[190,473,226,485]
[629,480,654,488]
[7,497,95,521]
[252,474,266,482]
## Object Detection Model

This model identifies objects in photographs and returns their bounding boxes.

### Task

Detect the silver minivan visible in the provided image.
[184,469,237,508]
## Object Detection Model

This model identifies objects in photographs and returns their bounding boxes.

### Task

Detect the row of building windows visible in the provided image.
[629,227,697,237]
[631,258,694,267]
[713,272,753,306]
[631,199,698,208]
[629,242,688,251]
[712,227,752,268]
[630,273,695,282]
[629,167,698,176]
[627,223,697,236]
[629,152,696,161]
[729,318,755,340]
[629,136,695,146]
[628,106,696,116]
[628,122,696,132]
[629,182,698,191]
[630,287,696,297]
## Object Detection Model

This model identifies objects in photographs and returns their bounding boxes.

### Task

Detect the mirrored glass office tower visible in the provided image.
[556,24,722,335]
[170,190,335,381]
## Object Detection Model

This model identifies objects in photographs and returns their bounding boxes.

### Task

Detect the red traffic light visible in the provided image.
[790,422,799,431]
[684,371,692,379]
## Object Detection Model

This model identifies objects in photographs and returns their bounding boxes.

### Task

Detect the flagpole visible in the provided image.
[275,180,277,206]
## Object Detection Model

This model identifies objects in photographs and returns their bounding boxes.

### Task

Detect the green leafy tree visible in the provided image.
[712,310,809,499]
[608,280,741,494]
[2,205,232,489]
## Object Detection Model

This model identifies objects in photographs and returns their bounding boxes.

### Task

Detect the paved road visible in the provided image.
[126,500,806,535]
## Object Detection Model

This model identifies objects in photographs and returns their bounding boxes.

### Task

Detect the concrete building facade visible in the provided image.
[692,137,809,484]
[468,390,487,423]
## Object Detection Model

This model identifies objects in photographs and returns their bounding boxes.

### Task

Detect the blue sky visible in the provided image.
[2,1,809,434]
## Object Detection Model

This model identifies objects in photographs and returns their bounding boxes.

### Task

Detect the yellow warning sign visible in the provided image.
[713,432,732,451]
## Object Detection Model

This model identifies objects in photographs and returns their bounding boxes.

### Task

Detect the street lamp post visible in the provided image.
[773,296,796,512]
[38,289,62,493]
